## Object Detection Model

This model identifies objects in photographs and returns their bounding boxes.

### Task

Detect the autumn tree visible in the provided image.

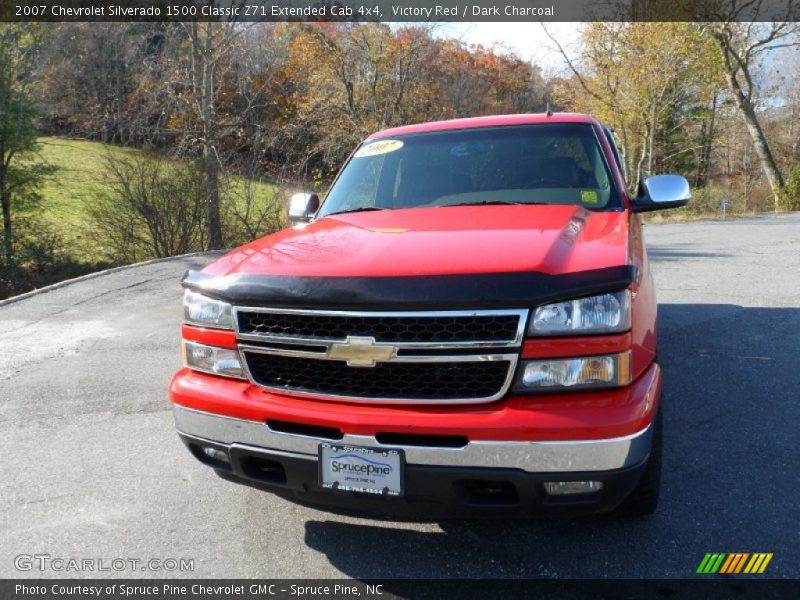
[161,20,292,249]
[432,39,547,118]
[181,21,239,249]
[279,24,546,179]
[36,23,179,145]
[546,22,722,190]
[704,19,800,209]
[277,24,435,177]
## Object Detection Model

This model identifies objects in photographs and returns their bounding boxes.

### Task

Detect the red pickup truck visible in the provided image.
[170,113,689,518]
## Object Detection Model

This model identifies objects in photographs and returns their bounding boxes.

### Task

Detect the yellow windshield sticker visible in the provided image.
[354,140,404,158]
[368,227,408,233]
[581,190,599,204]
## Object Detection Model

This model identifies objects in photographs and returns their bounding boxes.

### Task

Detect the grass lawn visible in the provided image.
[34,137,282,263]
[36,137,142,261]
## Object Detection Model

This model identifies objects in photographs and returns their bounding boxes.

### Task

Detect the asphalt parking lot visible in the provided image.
[1,214,798,579]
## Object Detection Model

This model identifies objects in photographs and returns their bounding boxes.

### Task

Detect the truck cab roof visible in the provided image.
[368,113,601,140]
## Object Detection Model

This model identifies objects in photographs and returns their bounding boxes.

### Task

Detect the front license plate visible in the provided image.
[319,443,404,496]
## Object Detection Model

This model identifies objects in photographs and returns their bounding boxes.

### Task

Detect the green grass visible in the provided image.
[35,137,142,261]
[33,137,282,262]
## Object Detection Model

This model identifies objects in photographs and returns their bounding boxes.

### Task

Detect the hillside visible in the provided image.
[0,138,283,300]
[35,137,280,263]
[37,138,143,261]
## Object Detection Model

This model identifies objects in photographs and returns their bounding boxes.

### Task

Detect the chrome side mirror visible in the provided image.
[288,192,320,224]
[632,175,690,212]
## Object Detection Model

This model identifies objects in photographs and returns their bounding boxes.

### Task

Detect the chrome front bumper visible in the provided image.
[172,404,653,473]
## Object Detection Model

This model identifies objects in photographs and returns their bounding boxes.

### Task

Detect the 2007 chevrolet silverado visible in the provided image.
[169,113,689,518]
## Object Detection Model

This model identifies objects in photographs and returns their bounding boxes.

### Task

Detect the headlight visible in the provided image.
[514,352,630,392]
[183,341,245,379]
[528,290,631,336]
[183,290,233,329]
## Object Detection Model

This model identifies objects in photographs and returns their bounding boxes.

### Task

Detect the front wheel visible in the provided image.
[615,406,662,517]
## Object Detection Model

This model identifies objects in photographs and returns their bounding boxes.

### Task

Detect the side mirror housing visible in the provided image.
[288,192,320,224]
[631,175,690,212]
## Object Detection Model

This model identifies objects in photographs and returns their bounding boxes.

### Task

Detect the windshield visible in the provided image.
[317,123,620,217]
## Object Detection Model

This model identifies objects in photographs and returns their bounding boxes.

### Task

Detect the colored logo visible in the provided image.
[327,336,397,367]
[696,553,773,574]
[330,454,392,475]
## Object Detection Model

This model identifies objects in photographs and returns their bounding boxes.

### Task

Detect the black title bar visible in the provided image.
[5,579,800,600]
[3,0,800,22]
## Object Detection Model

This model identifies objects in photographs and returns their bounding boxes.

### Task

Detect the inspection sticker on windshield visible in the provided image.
[319,443,404,496]
[581,190,599,204]
[354,139,404,158]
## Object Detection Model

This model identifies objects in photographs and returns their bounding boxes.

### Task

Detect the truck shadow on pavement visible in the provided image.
[301,304,800,578]
[645,247,728,261]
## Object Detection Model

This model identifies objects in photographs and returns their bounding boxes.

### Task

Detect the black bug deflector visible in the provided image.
[181,265,636,310]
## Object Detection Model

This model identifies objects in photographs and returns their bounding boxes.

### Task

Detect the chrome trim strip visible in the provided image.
[183,319,234,331]
[237,345,519,405]
[173,405,652,472]
[232,307,529,348]
[240,343,516,364]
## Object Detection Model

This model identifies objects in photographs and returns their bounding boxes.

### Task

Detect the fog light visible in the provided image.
[183,340,246,379]
[202,446,230,464]
[543,481,603,496]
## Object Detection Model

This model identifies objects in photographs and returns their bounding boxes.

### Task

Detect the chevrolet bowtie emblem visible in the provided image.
[327,336,397,367]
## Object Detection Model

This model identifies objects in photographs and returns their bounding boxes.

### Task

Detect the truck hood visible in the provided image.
[203,204,630,279]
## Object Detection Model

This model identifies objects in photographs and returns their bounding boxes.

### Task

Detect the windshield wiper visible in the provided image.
[325,207,387,217]
[439,200,547,207]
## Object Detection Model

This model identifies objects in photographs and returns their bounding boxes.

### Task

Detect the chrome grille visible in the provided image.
[236,309,523,345]
[234,308,527,404]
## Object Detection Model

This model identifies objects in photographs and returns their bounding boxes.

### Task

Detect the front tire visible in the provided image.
[615,406,662,517]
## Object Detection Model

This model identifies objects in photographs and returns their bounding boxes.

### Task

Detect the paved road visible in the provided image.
[2,215,799,579]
